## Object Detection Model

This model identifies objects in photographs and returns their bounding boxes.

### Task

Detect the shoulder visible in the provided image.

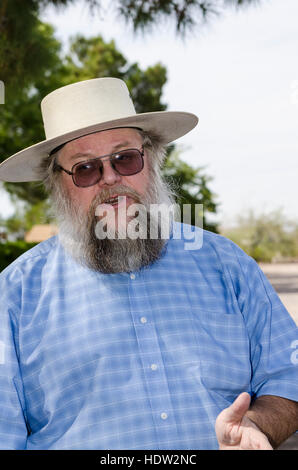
[201,228,252,266]
[170,223,261,291]
[172,222,251,265]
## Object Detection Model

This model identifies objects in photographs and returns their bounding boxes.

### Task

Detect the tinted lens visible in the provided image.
[112,149,143,175]
[72,149,143,187]
[73,160,103,187]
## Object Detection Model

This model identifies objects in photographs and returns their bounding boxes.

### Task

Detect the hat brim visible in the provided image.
[0,111,198,182]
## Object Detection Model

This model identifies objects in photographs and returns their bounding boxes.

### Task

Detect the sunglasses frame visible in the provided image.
[54,146,144,188]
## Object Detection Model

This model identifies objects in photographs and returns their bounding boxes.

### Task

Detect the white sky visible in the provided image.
[1,0,298,227]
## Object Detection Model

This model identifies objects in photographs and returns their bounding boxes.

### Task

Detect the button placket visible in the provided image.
[127,271,179,443]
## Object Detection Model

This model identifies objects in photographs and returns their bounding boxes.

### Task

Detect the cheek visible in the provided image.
[62,175,96,211]
[124,163,150,195]
[79,189,100,212]
[124,175,148,197]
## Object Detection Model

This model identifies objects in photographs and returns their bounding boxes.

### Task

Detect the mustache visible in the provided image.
[89,184,143,212]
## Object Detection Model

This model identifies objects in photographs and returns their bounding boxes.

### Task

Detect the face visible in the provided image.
[51,128,175,274]
[57,128,149,217]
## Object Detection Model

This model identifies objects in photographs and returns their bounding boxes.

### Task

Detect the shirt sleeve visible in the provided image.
[0,269,28,449]
[234,248,298,402]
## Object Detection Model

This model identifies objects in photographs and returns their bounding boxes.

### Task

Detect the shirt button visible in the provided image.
[130,273,135,280]
[150,364,158,371]
[160,412,168,420]
[140,317,147,324]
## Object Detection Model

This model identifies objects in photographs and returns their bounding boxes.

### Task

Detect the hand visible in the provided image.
[215,392,273,450]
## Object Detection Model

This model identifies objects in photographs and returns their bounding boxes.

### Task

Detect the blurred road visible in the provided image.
[258,262,298,450]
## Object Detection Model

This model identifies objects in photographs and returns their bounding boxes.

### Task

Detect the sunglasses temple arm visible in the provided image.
[54,162,73,175]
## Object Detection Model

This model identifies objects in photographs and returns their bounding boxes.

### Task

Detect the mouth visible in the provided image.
[100,194,133,208]
[94,193,141,225]
[102,195,121,205]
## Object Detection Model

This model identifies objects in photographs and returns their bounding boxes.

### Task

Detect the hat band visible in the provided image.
[48,126,144,157]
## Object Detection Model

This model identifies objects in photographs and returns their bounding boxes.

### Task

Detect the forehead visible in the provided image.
[60,128,143,160]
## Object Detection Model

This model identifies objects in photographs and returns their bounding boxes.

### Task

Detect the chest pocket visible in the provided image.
[193,309,252,397]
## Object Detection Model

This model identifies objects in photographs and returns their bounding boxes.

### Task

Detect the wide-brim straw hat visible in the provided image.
[0,77,198,182]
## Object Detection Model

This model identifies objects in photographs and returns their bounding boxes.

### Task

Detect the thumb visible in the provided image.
[225,392,251,423]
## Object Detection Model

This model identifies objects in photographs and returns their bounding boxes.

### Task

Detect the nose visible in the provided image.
[97,159,122,187]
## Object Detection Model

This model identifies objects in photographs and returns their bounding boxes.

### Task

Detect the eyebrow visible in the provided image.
[68,140,134,162]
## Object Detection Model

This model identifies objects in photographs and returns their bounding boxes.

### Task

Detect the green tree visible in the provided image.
[3,199,53,241]
[221,209,298,262]
[0,1,67,88]
[164,149,218,232]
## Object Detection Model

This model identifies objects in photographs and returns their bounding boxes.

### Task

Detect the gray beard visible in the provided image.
[51,177,176,274]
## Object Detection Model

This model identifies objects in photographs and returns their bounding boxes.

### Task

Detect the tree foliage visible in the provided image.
[163,149,217,232]
[118,0,259,34]
[0,240,37,272]
[221,209,298,262]
[0,1,67,88]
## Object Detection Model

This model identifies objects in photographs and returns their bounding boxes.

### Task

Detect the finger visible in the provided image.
[224,392,251,424]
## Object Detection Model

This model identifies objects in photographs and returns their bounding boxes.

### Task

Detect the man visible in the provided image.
[0,78,297,450]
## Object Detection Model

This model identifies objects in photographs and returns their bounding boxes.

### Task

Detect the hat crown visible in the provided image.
[41,78,136,140]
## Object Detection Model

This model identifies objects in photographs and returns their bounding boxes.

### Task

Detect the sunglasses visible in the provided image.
[54,147,144,188]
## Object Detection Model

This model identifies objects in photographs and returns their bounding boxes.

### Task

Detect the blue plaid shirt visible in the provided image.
[0,223,297,450]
